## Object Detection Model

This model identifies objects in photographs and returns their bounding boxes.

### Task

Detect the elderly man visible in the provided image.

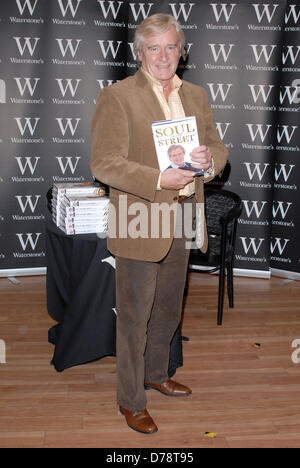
[91,14,228,434]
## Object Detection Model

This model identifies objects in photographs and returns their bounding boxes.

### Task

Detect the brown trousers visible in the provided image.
[115,198,194,412]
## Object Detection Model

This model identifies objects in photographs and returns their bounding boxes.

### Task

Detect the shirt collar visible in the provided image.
[141,67,183,92]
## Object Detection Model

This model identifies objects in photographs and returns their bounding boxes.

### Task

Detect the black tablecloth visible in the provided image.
[46,221,183,374]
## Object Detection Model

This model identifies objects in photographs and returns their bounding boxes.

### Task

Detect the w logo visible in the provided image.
[285,4,300,25]
[97,1,124,19]
[248,84,274,104]
[270,238,290,256]
[129,3,154,21]
[14,77,40,97]
[14,37,40,56]
[15,195,41,213]
[216,122,231,140]
[56,156,81,174]
[16,0,39,15]
[282,46,300,65]
[252,3,280,23]
[97,40,123,59]
[242,201,268,219]
[250,44,277,64]
[56,118,81,136]
[210,3,237,23]
[277,125,298,144]
[240,237,265,255]
[207,83,233,102]
[56,79,82,97]
[246,124,272,143]
[169,3,195,22]
[57,0,82,17]
[14,117,40,136]
[209,44,235,63]
[244,162,270,181]
[16,233,42,251]
[274,164,295,182]
[56,39,82,58]
[272,201,292,220]
[15,157,40,175]
[279,84,300,105]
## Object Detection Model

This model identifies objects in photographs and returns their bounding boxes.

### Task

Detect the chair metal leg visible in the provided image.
[227,263,234,309]
[217,225,227,326]
[218,264,226,326]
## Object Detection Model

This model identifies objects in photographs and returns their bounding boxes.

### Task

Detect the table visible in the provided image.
[46,221,183,374]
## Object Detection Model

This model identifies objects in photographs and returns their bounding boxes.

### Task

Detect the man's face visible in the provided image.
[138,25,181,85]
[169,147,185,166]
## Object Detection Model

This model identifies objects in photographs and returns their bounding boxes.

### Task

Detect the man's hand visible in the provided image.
[160,168,195,190]
[190,146,212,171]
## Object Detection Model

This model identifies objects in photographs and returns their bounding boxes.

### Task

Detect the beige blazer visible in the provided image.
[90,69,228,262]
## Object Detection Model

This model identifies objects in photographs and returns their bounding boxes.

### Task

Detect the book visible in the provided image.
[58,206,109,221]
[51,182,109,234]
[61,219,108,229]
[59,217,108,230]
[151,116,204,175]
[52,182,107,226]
[52,182,106,199]
[64,195,110,208]
[58,223,108,235]
[60,206,109,218]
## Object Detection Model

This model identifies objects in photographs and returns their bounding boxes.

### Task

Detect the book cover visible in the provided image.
[151,116,204,175]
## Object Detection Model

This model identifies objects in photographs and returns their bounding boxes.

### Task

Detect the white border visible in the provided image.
[271,268,300,281]
[189,264,271,279]
[0,267,299,281]
[0,268,46,278]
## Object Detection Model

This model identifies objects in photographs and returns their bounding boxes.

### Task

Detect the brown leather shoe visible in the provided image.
[144,379,192,397]
[119,407,158,434]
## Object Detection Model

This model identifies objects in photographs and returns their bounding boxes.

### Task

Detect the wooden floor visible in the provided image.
[0,273,300,448]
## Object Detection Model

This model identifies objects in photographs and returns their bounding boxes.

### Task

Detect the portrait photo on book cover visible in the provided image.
[164,144,204,175]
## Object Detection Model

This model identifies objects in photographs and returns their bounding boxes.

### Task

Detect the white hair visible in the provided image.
[134,14,186,65]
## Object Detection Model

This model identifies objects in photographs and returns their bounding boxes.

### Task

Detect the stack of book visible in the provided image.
[51,182,109,235]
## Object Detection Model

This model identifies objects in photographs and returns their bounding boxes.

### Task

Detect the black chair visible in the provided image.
[189,187,243,326]
[46,188,53,214]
